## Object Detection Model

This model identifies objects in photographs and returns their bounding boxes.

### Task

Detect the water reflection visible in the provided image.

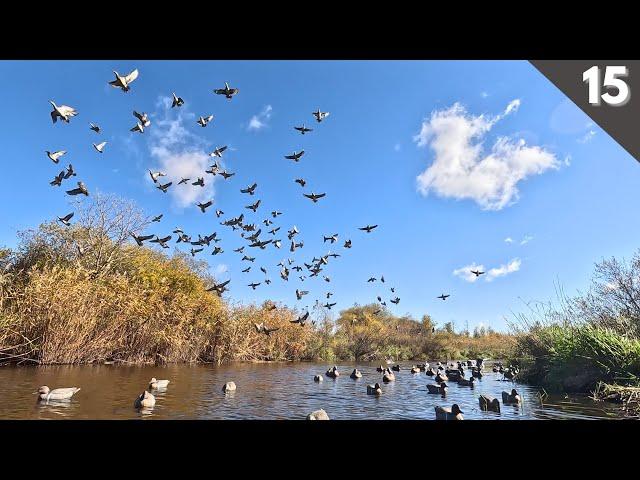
[0,362,625,420]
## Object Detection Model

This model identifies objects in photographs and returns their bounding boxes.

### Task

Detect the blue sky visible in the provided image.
[1,60,639,331]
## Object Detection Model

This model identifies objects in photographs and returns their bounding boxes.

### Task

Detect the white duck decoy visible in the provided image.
[109,69,139,92]
[134,390,156,408]
[49,101,78,124]
[148,378,170,389]
[37,386,81,401]
[222,381,237,393]
[93,141,107,153]
[45,150,67,164]
[197,115,214,127]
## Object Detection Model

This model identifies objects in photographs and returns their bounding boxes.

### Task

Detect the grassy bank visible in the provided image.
[0,194,512,366]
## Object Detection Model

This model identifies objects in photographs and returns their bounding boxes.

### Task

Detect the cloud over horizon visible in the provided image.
[414,99,560,210]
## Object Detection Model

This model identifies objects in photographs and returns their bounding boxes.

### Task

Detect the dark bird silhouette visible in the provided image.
[213,82,239,99]
[437,294,450,301]
[285,150,305,162]
[192,177,205,187]
[157,182,172,193]
[471,270,485,277]
[271,211,282,218]
[130,232,154,246]
[344,239,352,248]
[359,225,378,233]
[296,289,309,300]
[219,171,235,180]
[295,178,306,187]
[57,213,74,226]
[248,282,261,290]
[241,267,251,273]
[324,302,336,309]
[294,124,313,134]
[390,297,400,305]
[89,122,101,134]
[50,170,65,187]
[210,146,227,158]
[197,200,213,213]
[324,234,338,244]
[312,109,330,123]
[206,279,230,296]
[171,92,184,108]
[291,311,309,325]
[304,192,326,203]
[150,235,172,249]
[151,214,163,222]
[245,200,261,212]
[66,181,89,196]
[240,183,258,195]
[63,164,76,179]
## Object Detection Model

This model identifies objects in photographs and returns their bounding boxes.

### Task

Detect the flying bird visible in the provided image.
[178,178,190,185]
[157,182,172,193]
[241,267,251,273]
[437,294,450,301]
[207,279,230,296]
[285,150,305,162]
[130,122,145,133]
[471,270,485,277]
[133,111,151,127]
[291,311,309,325]
[151,235,172,249]
[210,146,228,158]
[272,211,282,218]
[312,109,330,123]
[213,82,239,99]
[323,234,338,244]
[390,297,400,305]
[89,123,101,133]
[151,214,163,222]
[359,225,378,233]
[294,178,307,187]
[212,246,224,256]
[108,69,139,92]
[149,170,166,183]
[344,239,352,248]
[45,150,66,164]
[49,101,78,124]
[192,177,205,187]
[296,289,309,300]
[190,248,204,257]
[57,213,74,226]
[304,192,326,203]
[50,170,65,187]
[66,181,89,196]
[197,201,213,213]
[245,200,261,212]
[294,124,313,134]
[324,302,337,309]
[197,115,214,127]
[130,233,154,246]
[248,282,261,290]
[93,141,107,153]
[215,209,224,218]
[219,171,235,180]
[171,92,184,108]
[367,277,377,283]
[241,183,258,195]
[254,322,279,336]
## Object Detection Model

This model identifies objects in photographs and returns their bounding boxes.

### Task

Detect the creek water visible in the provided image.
[0,361,624,420]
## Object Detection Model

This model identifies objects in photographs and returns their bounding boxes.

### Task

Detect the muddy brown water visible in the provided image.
[0,362,625,419]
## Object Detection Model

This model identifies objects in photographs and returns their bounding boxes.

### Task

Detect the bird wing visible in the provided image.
[124,69,139,84]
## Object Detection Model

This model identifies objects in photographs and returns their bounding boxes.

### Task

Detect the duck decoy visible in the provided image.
[367,383,382,395]
[435,404,464,420]
[37,386,80,401]
[425,367,436,376]
[222,381,237,393]
[392,364,401,372]
[314,374,324,382]
[148,378,170,389]
[502,389,522,405]
[479,395,501,412]
[411,366,421,374]
[472,368,483,378]
[427,382,448,395]
[457,377,476,387]
[326,366,340,378]
[382,370,396,382]
[350,368,362,379]
[376,365,385,372]
[307,409,329,420]
[134,390,156,409]
[435,372,448,383]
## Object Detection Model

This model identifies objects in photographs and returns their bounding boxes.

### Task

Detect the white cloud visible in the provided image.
[481,91,489,98]
[414,99,560,210]
[147,96,216,209]
[394,143,401,152]
[453,263,485,283]
[247,105,273,131]
[577,130,596,144]
[520,235,533,245]
[486,258,521,281]
[504,237,513,244]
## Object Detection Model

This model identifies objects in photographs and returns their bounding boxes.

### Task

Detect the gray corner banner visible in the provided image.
[530,60,640,163]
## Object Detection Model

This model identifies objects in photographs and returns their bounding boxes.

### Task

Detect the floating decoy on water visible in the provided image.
[392,365,400,372]
[57,213,74,226]
[457,377,476,387]
[427,383,448,395]
[241,183,258,195]
[383,370,395,382]
[46,150,66,164]
[171,92,184,108]
[197,115,214,127]
[149,378,170,389]
[49,101,78,124]
[109,69,139,92]
[367,383,382,395]
[93,141,107,153]
[89,122,101,133]
[294,124,313,134]
[411,366,421,374]
[213,82,239,99]
[435,404,464,420]
[306,409,329,420]
[312,109,330,123]
[285,150,305,162]
[37,386,80,401]
[350,369,362,379]
[326,366,340,378]
[479,395,501,413]
[437,294,450,300]
[66,181,89,196]
[359,225,378,233]
[134,390,155,409]
[435,372,448,383]
[425,367,436,376]
[313,375,323,382]
[197,200,213,213]
[502,389,522,405]
[157,181,172,193]
[222,381,236,393]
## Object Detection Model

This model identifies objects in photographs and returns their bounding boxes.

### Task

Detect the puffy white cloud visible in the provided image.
[453,263,485,283]
[504,237,513,244]
[147,96,216,209]
[486,258,521,281]
[414,100,559,210]
[247,105,273,131]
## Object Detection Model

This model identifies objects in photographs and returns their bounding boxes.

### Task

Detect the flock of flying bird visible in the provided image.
[44,67,483,328]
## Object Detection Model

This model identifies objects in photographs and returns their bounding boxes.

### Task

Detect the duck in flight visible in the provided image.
[151,235,172,249]
[207,279,230,296]
[49,101,78,124]
[312,109,330,123]
[130,233,154,246]
[66,181,89,196]
[254,323,279,336]
[304,192,326,203]
[248,282,261,290]
[359,225,378,233]
[93,141,107,153]
[57,213,74,226]
[471,269,485,277]
[148,170,166,183]
[241,183,258,195]
[171,92,184,108]
[151,214,163,222]
[437,294,450,301]
[89,123,101,134]
[108,69,139,92]
[157,182,172,193]
[323,234,338,244]
[285,150,305,162]
[214,82,239,99]
[197,200,213,213]
[197,115,214,127]
[295,178,306,187]
[296,289,309,300]
[294,124,313,134]
[46,150,66,164]
[210,146,228,158]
